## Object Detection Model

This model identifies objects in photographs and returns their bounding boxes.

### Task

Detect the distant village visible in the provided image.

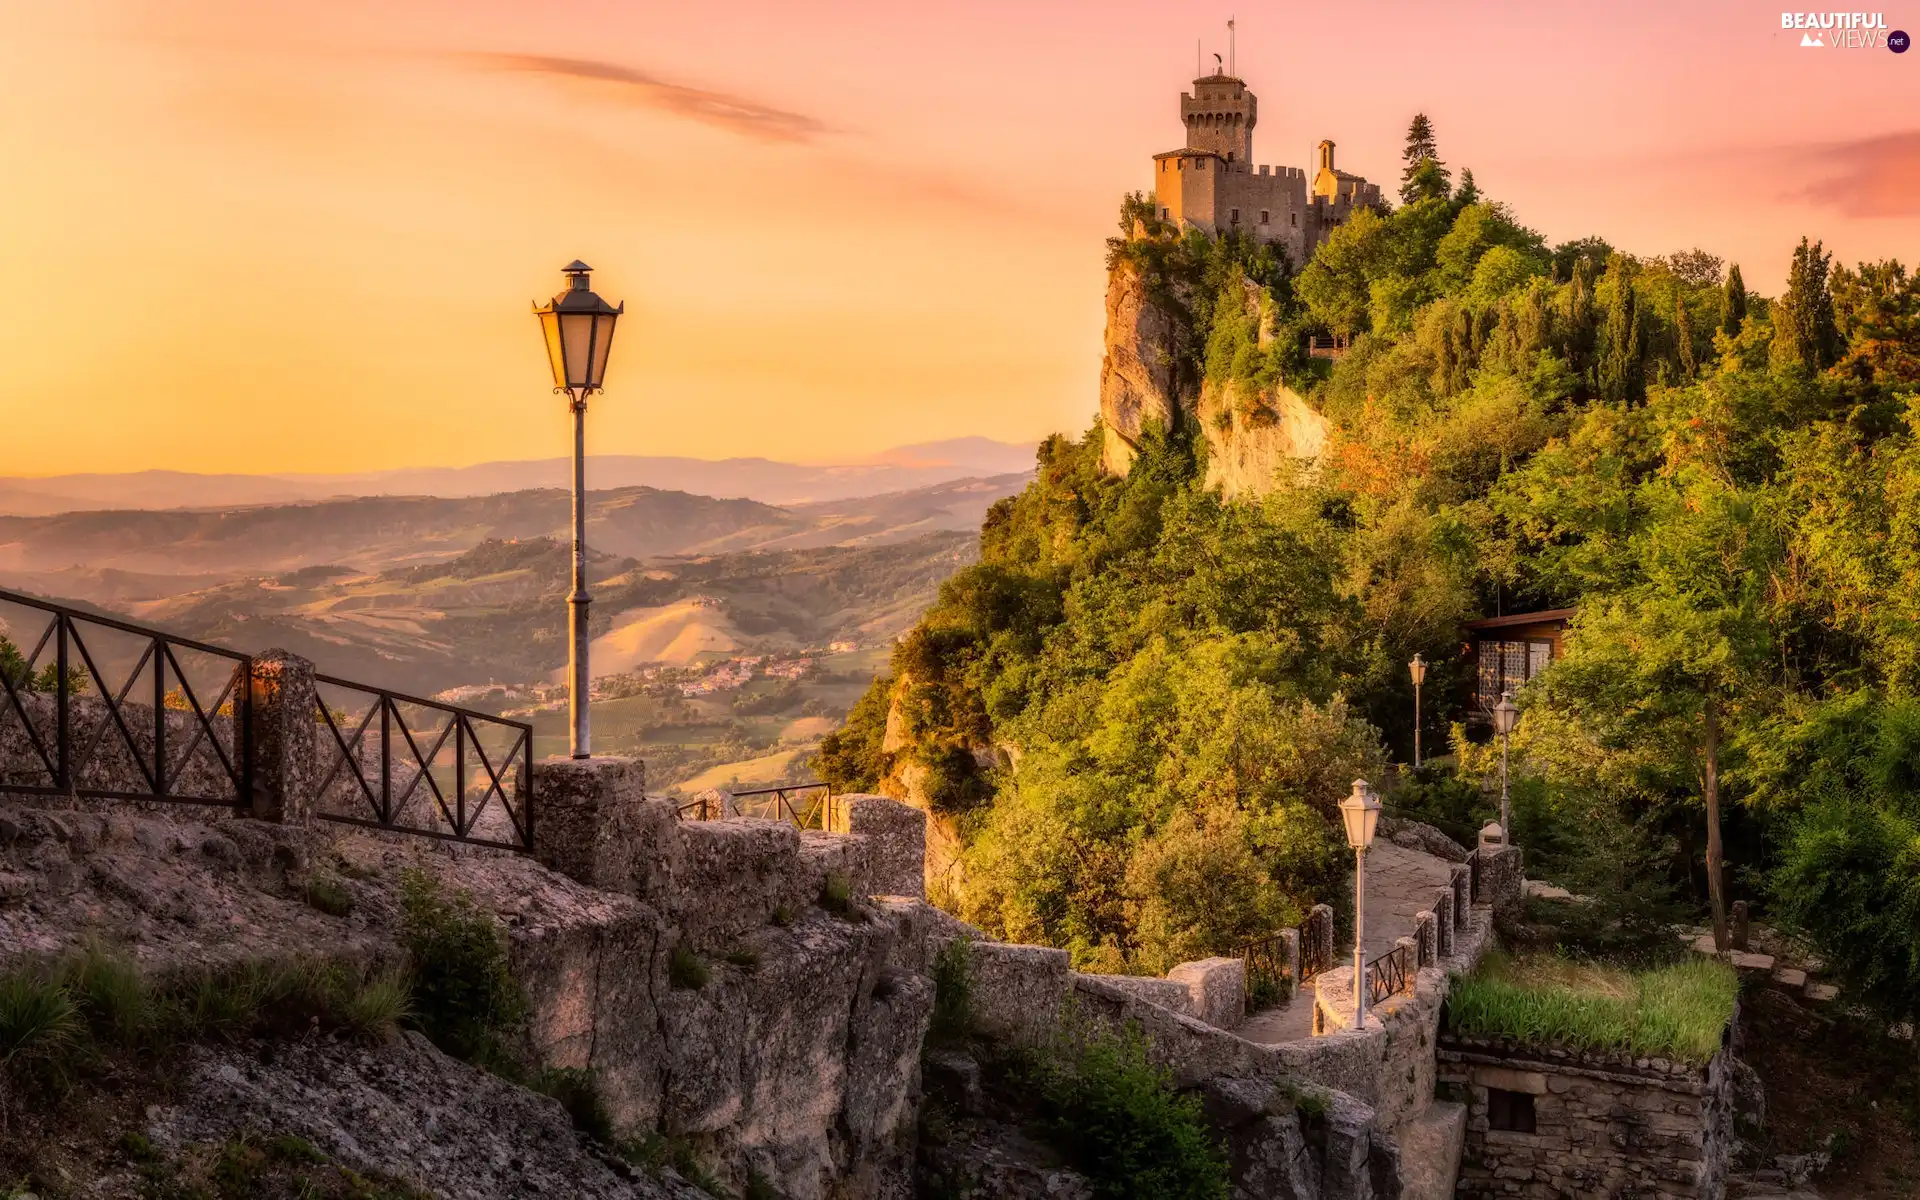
[433,639,863,716]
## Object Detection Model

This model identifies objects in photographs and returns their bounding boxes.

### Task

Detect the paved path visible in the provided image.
[1235,841,1457,1045]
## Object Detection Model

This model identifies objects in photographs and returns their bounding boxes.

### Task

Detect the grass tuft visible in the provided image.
[668,945,710,991]
[0,967,84,1076]
[1444,952,1738,1063]
[819,871,856,919]
[305,874,356,918]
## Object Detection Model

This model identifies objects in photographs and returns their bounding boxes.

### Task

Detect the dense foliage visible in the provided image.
[819,118,1920,1015]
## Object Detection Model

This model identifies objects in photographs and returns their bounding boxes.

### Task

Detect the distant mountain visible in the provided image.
[0,439,1037,515]
[0,474,1028,602]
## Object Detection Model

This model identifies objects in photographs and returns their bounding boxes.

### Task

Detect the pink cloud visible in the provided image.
[471,53,832,145]
[1795,130,1920,218]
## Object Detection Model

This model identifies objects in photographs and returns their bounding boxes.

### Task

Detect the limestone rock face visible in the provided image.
[1197,377,1329,500]
[1098,259,1189,476]
[1097,255,1326,497]
[151,1032,711,1200]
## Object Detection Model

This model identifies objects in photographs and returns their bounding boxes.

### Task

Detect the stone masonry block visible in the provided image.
[835,794,925,900]
[246,649,318,824]
[965,941,1071,1039]
[1167,956,1245,1029]
[529,755,656,891]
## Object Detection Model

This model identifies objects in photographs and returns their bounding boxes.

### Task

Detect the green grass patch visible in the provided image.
[928,937,975,1045]
[305,874,356,918]
[1444,952,1738,1063]
[819,871,856,919]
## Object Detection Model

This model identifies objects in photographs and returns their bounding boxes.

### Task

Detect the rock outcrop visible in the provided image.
[1097,250,1328,497]
[1098,258,1190,476]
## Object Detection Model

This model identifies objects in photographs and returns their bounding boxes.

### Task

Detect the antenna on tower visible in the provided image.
[1228,16,1236,76]
[1196,38,1202,78]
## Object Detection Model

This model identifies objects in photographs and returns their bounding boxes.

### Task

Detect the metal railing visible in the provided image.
[0,588,250,807]
[1365,943,1414,1007]
[1236,931,1295,1009]
[312,675,534,851]
[730,783,833,829]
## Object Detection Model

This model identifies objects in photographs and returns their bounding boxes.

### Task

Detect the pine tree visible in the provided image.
[1599,258,1643,404]
[1399,113,1451,204]
[1772,238,1840,372]
[1676,298,1698,379]
[1720,264,1747,336]
[1453,168,1480,206]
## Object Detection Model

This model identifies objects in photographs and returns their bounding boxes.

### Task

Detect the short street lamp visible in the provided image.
[534,260,624,759]
[1408,653,1427,768]
[1339,778,1382,1030]
[1492,690,1520,840]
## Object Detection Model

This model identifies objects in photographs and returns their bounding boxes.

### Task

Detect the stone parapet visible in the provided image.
[1302,902,1335,976]
[1167,956,1246,1028]
[832,794,926,900]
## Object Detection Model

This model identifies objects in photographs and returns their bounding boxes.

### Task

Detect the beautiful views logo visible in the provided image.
[1781,11,1899,48]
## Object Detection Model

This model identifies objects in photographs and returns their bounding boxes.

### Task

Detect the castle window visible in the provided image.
[1486,1089,1536,1134]
[1161,208,1169,220]
[1290,212,1297,227]
[1230,208,1239,224]
[1260,210,1270,225]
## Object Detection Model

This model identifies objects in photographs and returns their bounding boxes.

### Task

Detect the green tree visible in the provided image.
[1720,263,1747,336]
[1675,297,1698,380]
[1771,237,1840,372]
[1453,168,1480,207]
[1399,112,1451,204]
[1598,257,1643,404]
[811,674,893,792]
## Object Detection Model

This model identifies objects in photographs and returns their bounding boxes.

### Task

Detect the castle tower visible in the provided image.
[1180,74,1256,163]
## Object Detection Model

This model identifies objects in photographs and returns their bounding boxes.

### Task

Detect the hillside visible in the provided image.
[817,174,1920,998]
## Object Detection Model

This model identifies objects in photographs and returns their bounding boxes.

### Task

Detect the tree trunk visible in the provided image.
[1703,694,1731,953]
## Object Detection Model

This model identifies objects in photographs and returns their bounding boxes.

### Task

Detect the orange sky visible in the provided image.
[0,0,1914,476]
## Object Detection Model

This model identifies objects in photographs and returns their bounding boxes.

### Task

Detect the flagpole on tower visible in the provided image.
[1228,16,1236,75]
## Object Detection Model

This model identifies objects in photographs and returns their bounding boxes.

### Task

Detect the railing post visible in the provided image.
[246,650,318,824]
[152,639,166,796]
[55,617,69,790]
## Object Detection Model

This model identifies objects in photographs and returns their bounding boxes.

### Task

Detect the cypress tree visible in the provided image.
[1721,264,1747,336]
[1772,238,1840,372]
[1599,258,1643,404]
[1676,298,1698,379]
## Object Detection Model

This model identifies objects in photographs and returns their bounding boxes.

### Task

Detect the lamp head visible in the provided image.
[1339,778,1381,850]
[533,260,624,393]
[1409,653,1427,686]
[1493,691,1520,736]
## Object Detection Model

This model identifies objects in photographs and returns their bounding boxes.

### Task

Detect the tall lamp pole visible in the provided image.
[1408,653,1427,769]
[534,261,624,759]
[1493,690,1520,840]
[1339,779,1381,1031]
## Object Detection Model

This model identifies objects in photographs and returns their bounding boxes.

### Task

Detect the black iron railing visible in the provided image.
[1365,943,1414,1007]
[1236,931,1295,1010]
[0,588,250,807]
[312,676,534,851]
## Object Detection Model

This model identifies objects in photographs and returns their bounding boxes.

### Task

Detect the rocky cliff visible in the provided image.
[1097,253,1328,498]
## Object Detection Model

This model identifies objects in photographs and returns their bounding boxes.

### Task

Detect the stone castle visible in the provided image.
[1150,68,1382,264]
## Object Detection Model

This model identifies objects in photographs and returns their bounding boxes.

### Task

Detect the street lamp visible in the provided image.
[534,260,624,759]
[1408,653,1427,769]
[1338,778,1381,1030]
[1492,690,1520,840]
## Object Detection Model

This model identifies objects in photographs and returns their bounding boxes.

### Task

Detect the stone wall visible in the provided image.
[1437,1031,1738,1199]
[831,792,926,900]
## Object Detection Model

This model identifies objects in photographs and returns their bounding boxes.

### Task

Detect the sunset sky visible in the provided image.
[0,0,1915,476]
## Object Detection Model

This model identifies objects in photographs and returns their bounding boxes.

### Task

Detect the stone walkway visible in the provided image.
[1235,841,1457,1045]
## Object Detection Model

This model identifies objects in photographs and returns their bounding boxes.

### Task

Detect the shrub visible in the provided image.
[668,945,710,991]
[1021,1017,1230,1200]
[530,1066,614,1142]
[928,937,975,1044]
[57,938,151,1047]
[397,870,526,1063]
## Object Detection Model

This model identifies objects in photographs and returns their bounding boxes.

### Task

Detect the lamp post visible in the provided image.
[1338,778,1381,1030]
[534,260,624,759]
[1408,653,1427,769]
[1492,690,1520,840]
